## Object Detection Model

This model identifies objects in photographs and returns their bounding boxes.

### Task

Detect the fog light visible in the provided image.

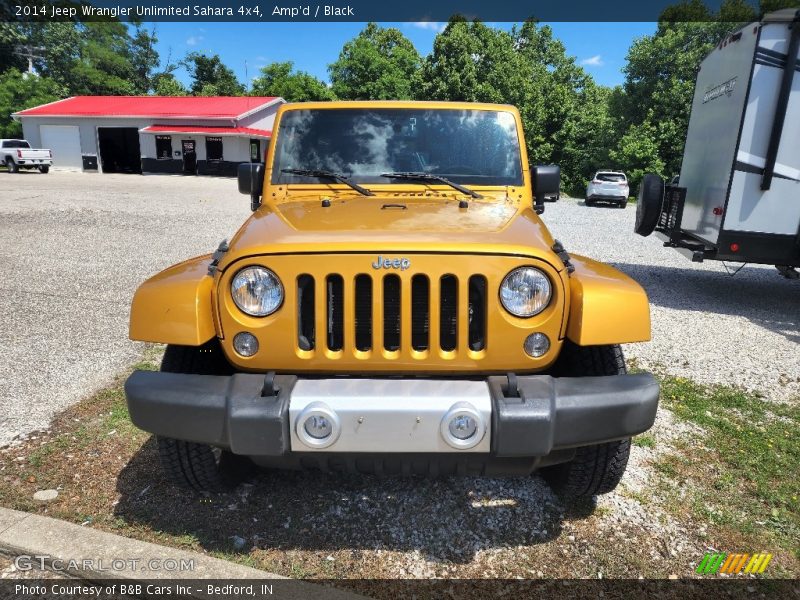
[448,414,478,440]
[524,333,550,358]
[233,332,259,357]
[296,403,340,449]
[304,415,333,439]
[440,403,485,450]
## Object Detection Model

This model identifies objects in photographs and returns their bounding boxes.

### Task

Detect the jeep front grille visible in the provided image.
[296,273,488,355]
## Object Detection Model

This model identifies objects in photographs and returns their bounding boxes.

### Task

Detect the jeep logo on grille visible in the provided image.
[372,255,411,270]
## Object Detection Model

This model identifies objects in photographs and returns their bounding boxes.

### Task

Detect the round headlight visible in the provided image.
[231,266,283,317]
[500,267,552,317]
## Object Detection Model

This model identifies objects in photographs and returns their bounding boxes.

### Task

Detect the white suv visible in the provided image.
[586,171,629,208]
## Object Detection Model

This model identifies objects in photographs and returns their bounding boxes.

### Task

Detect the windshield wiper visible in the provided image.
[380,172,483,199]
[281,168,374,196]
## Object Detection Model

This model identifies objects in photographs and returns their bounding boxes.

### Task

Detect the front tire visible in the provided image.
[157,436,252,493]
[156,341,251,492]
[542,342,632,500]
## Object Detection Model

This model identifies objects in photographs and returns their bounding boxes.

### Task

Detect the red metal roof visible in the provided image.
[14,96,280,119]
[140,125,271,138]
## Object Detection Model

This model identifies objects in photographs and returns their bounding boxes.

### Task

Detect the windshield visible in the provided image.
[3,140,30,149]
[271,108,523,187]
[596,172,626,182]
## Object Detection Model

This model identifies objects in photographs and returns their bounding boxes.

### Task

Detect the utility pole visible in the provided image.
[14,44,45,76]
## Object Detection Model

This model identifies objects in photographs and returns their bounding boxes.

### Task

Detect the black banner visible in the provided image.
[0,579,798,600]
[1,0,762,23]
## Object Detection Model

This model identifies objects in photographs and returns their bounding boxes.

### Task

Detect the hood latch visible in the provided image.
[552,240,575,274]
[207,239,229,276]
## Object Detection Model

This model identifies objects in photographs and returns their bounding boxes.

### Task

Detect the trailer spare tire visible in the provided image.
[634,174,664,237]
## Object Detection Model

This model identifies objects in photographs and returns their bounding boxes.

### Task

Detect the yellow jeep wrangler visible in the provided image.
[125,101,658,499]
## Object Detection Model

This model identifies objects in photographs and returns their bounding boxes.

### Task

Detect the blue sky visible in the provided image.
[148,22,657,90]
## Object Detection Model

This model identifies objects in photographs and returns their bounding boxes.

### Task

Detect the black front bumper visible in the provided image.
[124,371,659,459]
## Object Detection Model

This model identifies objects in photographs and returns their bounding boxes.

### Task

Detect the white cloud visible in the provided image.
[410,22,446,33]
[186,35,204,46]
[580,55,604,67]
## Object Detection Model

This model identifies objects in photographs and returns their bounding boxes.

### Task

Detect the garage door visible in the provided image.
[40,125,83,171]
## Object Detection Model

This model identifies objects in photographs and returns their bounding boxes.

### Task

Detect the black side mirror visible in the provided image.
[238,163,265,211]
[531,164,560,215]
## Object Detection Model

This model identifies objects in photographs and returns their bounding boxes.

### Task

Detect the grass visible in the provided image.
[0,352,797,579]
[655,376,799,562]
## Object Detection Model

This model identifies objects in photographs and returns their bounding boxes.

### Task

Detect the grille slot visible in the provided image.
[297,274,315,351]
[411,275,430,351]
[354,275,372,351]
[439,275,458,352]
[326,275,344,351]
[294,267,490,359]
[468,275,487,351]
[383,275,401,351]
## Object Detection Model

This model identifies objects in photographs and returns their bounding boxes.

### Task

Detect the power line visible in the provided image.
[13,44,45,75]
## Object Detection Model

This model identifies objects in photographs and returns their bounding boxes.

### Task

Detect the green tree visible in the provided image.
[0,23,27,73]
[557,83,618,195]
[26,22,82,92]
[418,19,596,183]
[129,26,160,94]
[68,22,141,95]
[329,23,421,100]
[609,121,665,191]
[152,73,188,96]
[251,61,334,101]
[418,18,545,151]
[513,21,595,170]
[0,69,63,137]
[613,0,759,178]
[183,52,245,96]
[18,20,161,95]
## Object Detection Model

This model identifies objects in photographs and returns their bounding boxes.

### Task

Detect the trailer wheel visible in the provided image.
[634,174,664,236]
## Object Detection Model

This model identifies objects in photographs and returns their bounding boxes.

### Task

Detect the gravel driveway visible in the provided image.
[0,172,251,445]
[543,198,799,401]
[2,177,798,579]
[2,176,797,446]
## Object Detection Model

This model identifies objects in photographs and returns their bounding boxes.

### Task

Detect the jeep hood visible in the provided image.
[219,195,560,270]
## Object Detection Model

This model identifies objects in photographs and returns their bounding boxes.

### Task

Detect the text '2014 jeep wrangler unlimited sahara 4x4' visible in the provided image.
[125,101,659,500]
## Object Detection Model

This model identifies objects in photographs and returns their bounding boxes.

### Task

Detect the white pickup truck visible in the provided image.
[1,139,52,173]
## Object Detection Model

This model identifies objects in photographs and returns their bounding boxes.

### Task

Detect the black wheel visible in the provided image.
[542,342,631,499]
[619,200,627,209]
[157,341,251,492]
[585,198,593,206]
[39,165,49,174]
[5,157,18,173]
[160,339,234,376]
[157,436,252,493]
[634,174,664,236]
